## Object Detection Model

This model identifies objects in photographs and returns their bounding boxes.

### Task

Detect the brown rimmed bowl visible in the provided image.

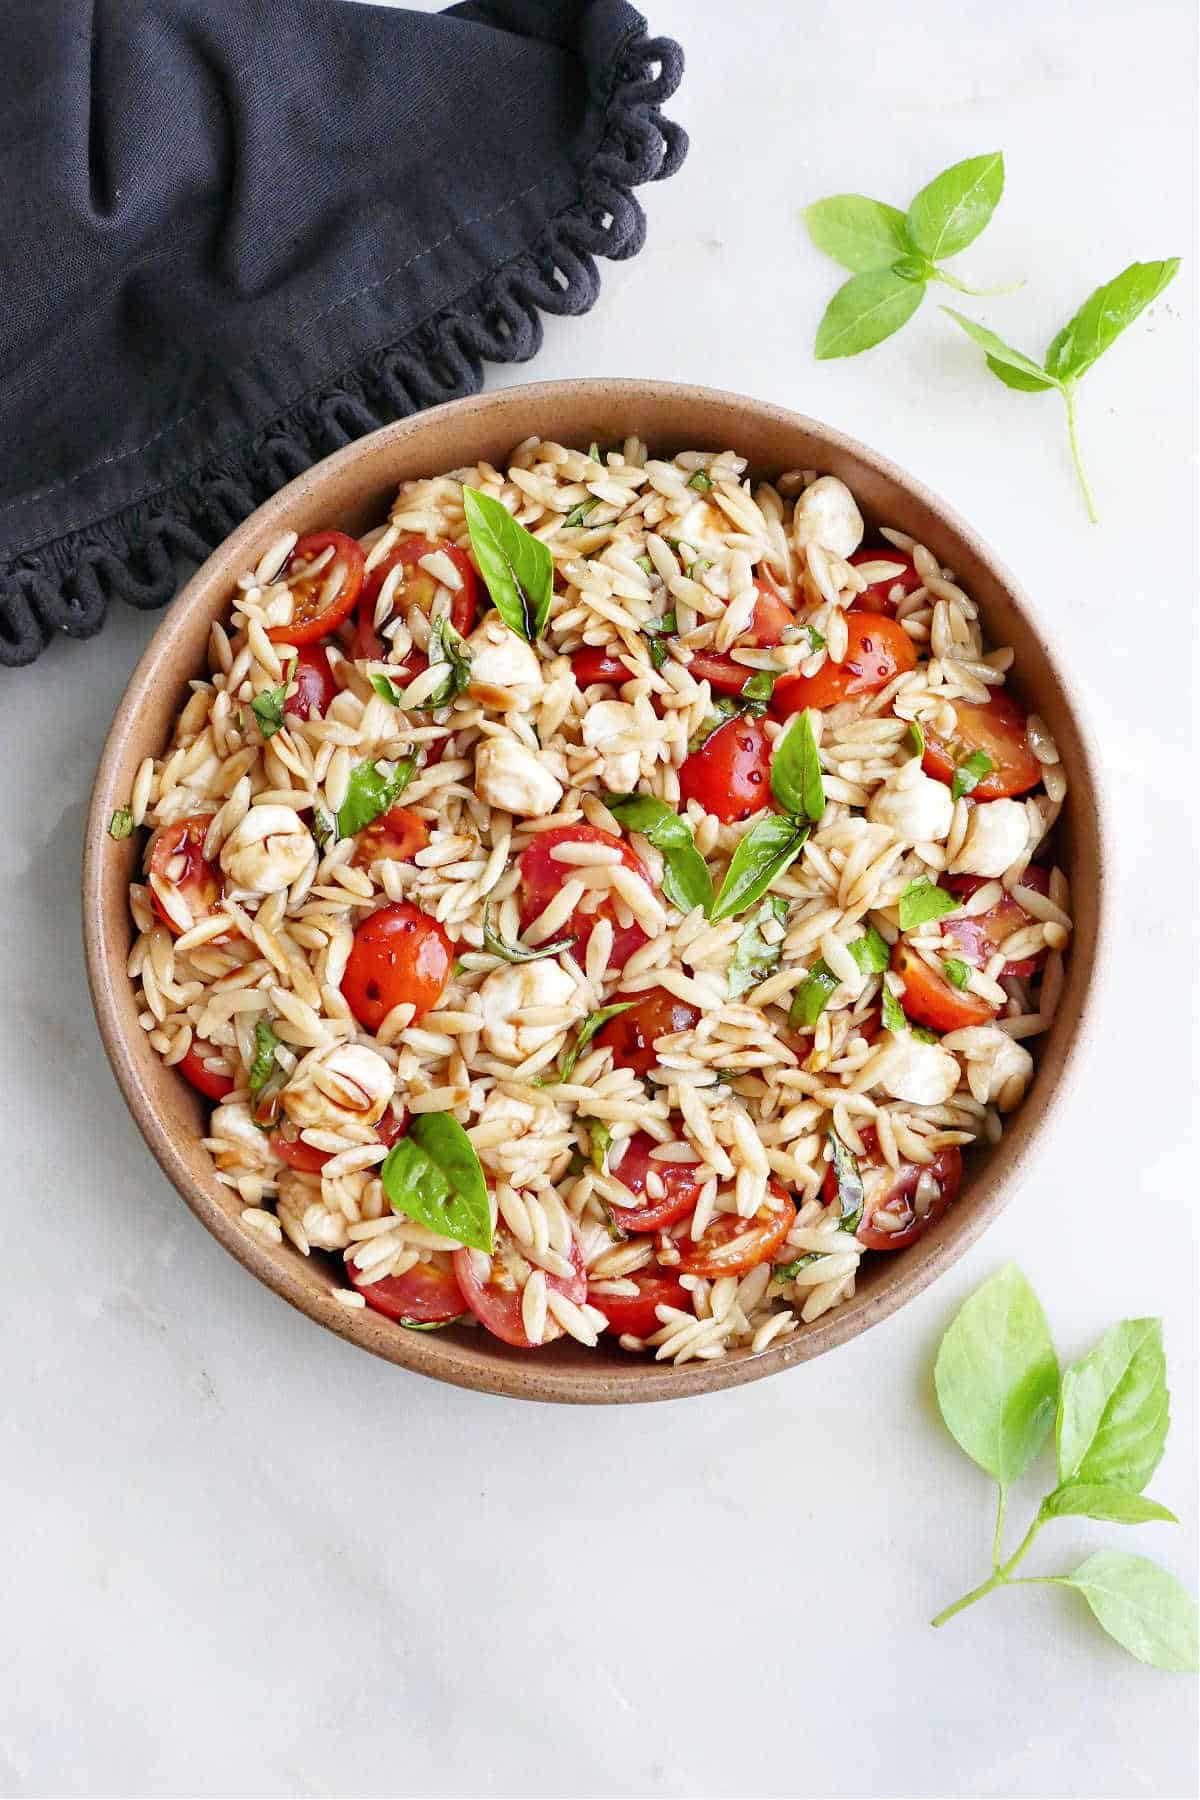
[83,379,1108,1403]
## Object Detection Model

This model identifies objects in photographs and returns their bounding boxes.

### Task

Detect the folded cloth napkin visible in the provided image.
[0,0,685,667]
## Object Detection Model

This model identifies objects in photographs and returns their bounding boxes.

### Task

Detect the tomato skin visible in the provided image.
[349,1257,467,1324]
[340,902,453,1029]
[271,1103,406,1174]
[351,805,431,871]
[518,824,654,973]
[284,644,337,721]
[944,866,1051,978]
[675,1183,796,1278]
[149,814,225,936]
[848,548,922,617]
[572,646,630,687]
[921,690,1042,801]
[772,613,917,715]
[178,1041,235,1101]
[678,715,772,823]
[267,531,365,646]
[356,536,478,661]
[891,940,996,1032]
[604,1133,703,1233]
[596,990,701,1078]
[686,579,796,695]
[453,1231,587,1349]
[823,1129,962,1251]
[591,1267,690,1338]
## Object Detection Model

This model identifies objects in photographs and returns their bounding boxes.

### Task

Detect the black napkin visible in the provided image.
[0,0,685,668]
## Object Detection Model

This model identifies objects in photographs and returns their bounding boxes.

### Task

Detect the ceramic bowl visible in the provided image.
[83,380,1107,1402]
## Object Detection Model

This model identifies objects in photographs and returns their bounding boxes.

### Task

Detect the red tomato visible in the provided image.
[848,547,922,617]
[921,690,1041,800]
[348,1257,467,1324]
[341,902,453,1029]
[453,1231,587,1349]
[822,1128,962,1251]
[590,1267,691,1338]
[149,814,225,937]
[284,644,337,721]
[266,531,365,646]
[678,714,772,823]
[271,1103,407,1174]
[351,805,431,871]
[772,612,917,715]
[675,1182,796,1278]
[604,1133,703,1233]
[572,646,631,687]
[177,1041,234,1101]
[890,939,996,1033]
[686,579,796,695]
[518,824,655,972]
[596,990,701,1078]
[356,536,479,661]
[944,866,1051,978]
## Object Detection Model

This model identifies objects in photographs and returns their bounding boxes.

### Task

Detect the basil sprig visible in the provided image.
[604,793,713,916]
[463,486,553,641]
[727,895,788,999]
[898,877,959,931]
[481,899,574,965]
[710,815,809,925]
[539,1003,635,1086]
[381,1113,492,1253]
[336,758,415,838]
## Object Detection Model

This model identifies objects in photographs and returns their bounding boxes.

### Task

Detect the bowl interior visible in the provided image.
[83,380,1105,1402]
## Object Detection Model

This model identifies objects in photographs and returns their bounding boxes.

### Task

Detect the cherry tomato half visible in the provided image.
[149,814,225,937]
[596,990,701,1078]
[518,824,656,973]
[822,1128,962,1252]
[591,1267,691,1339]
[349,1256,467,1324]
[674,1182,796,1278]
[686,579,796,696]
[571,646,631,687]
[356,536,479,662]
[944,865,1052,979]
[351,805,431,871]
[848,547,922,617]
[772,612,917,716]
[890,940,996,1033]
[921,690,1041,801]
[267,531,365,646]
[604,1133,703,1233]
[271,1103,407,1174]
[453,1230,587,1349]
[340,902,453,1029]
[678,715,772,823]
[284,644,338,721]
[178,1041,235,1101]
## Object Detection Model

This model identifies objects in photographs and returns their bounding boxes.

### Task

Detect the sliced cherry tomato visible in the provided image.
[518,824,655,973]
[772,612,917,716]
[591,1267,691,1339]
[267,531,365,646]
[341,902,453,1029]
[848,547,922,617]
[678,714,772,823]
[572,646,631,687]
[351,805,431,871]
[348,1256,467,1324]
[149,814,225,937]
[356,536,479,661]
[921,690,1041,800]
[822,1128,962,1252]
[453,1230,587,1349]
[891,939,995,1032]
[604,1133,703,1233]
[944,865,1051,978]
[674,1182,796,1278]
[686,579,796,696]
[284,644,337,721]
[596,990,701,1078]
[271,1102,407,1174]
[178,1041,234,1101]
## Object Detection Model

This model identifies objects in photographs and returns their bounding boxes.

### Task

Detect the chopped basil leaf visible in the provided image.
[648,634,669,672]
[689,695,744,753]
[789,960,838,1028]
[381,1114,492,1252]
[249,1017,286,1126]
[827,1129,865,1232]
[423,616,472,707]
[587,441,601,462]
[481,899,574,964]
[311,808,335,851]
[463,486,553,642]
[566,1150,589,1177]
[541,1003,635,1086]
[336,758,415,838]
[564,497,598,529]
[881,984,908,1034]
[742,671,777,705]
[771,707,825,822]
[582,1118,613,1174]
[251,658,297,740]
[952,748,995,800]
[774,1253,822,1281]
[943,956,971,990]
[687,469,713,492]
[805,624,826,652]
[912,1024,940,1044]
[604,792,714,917]
[898,877,959,930]
[710,816,810,924]
[108,807,134,840]
[849,926,891,975]
[658,611,677,634]
[643,609,676,671]
[369,672,407,707]
[635,554,654,575]
[906,718,926,756]
[399,1316,464,1331]
[728,894,788,999]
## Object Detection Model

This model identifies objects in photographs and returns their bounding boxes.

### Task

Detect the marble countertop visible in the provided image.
[1,1,1195,1794]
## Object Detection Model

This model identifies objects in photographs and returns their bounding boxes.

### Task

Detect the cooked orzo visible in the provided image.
[116,435,1072,1363]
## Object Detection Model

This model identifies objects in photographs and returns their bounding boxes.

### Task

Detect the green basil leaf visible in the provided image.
[547,1003,635,1086]
[604,793,714,917]
[1057,1318,1169,1494]
[251,659,296,740]
[587,441,601,462]
[728,894,788,999]
[906,719,925,756]
[582,1118,612,1174]
[423,616,473,707]
[849,926,890,976]
[803,194,911,273]
[1039,1483,1178,1528]
[564,498,598,529]
[880,984,907,1034]
[249,1017,282,1099]
[933,1263,1059,1485]
[311,808,334,851]
[1063,1551,1198,1672]
[369,672,407,707]
[774,1252,822,1281]
[803,623,826,652]
[1045,258,1181,385]
[399,1316,465,1331]
[892,252,933,283]
[898,877,959,930]
[648,635,668,672]
[687,469,713,492]
[952,749,995,800]
[906,152,1004,260]
[462,486,553,642]
[826,1129,864,1232]
[789,960,837,1030]
[406,1113,491,1251]
[942,957,971,991]
[108,807,134,840]
[771,708,824,821]
[336,758,416,838]
[689,695,744,753]
[481,899,573,965]
[710,815,809,924]
[815,268,925,360]
[941,307,1058,392]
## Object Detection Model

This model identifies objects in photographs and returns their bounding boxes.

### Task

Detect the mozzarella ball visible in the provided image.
[465,620,544,707]
[208,1100,274,1170]
[867,768,955,843]
[792,476,865,559]
[581,700,642,794]
[220,804,314,895]
[474,735,563,818]
[478,960,579,1062]
[878,1035,962,1106]
[949,799,1029,879]
[281,1042,395,1132]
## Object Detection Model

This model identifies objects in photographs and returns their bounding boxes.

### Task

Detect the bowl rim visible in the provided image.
[82,377,1111,1403]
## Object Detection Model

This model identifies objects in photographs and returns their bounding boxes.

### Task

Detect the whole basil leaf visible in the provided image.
[906,152,1004,260]
[481,900,574,965]
[382,1117,492,1253]
[710,815,810,923]
[462,486,553,642]
[771,709,825,821]
[1045,259,1181,384]
[1057,1318,1169,1494]
[337,758,416,838]
[934,1263,1059,1486]
[898,877,959,930]
[604,793,713,917]
[815,268,925,360]
[941,308,1058,392]
[1039,1483,1178,1528]
[1063,1551,1198,1672]
[803,194,911,273]
[727,895,788,999]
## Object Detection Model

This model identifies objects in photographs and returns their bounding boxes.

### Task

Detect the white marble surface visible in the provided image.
[1,2,1196,1794]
